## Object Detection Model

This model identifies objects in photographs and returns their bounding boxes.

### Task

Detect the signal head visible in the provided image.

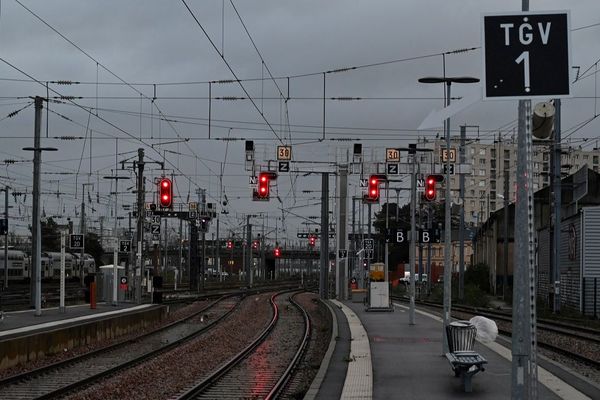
[159,178,173,208]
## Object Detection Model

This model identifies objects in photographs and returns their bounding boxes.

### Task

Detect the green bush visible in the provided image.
[464,263,490,293]
[463,284,490,308]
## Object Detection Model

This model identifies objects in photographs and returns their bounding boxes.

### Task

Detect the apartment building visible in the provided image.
[419,136,600,225]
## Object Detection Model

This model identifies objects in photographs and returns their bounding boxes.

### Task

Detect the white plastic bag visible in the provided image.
[469,316,498,343]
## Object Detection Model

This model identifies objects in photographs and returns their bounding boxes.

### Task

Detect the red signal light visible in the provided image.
[159,178,172,208]
[367,174,386,202]
[257,172,271,199]
[227,240,233,249]
[309,235,316,247]
[424,175,443,201]
[274,247,281,257]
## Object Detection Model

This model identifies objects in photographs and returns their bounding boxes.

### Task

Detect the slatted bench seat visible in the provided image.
[445,350,487,392]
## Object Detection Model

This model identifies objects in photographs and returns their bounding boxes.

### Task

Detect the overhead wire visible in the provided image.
[13,0,222,199]
[180,0,284,144]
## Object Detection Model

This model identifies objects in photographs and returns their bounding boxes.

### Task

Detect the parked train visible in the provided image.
[0,249,96,282]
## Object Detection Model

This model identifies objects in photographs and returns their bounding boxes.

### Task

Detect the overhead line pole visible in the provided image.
[320,173,329,299]
[135,149,145,304]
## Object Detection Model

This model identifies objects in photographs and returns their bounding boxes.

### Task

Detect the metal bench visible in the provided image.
[445,321,488,393]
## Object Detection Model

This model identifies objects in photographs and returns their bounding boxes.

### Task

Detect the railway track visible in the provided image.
[176,291,311,400]
[391,295,600,369]
[0,295,241,400]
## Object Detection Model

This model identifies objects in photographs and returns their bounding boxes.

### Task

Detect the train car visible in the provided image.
[44,252,77,278]
[78,253,97,275]
[0,249,28,281]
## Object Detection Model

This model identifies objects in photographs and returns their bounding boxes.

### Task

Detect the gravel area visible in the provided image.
[282,292,333,399]
[66,293,274,400]
[0,300,210,380]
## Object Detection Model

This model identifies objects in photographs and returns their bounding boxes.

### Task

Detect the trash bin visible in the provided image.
[446,320,477,352]
[152,291,163,303]
[152,276,163,304]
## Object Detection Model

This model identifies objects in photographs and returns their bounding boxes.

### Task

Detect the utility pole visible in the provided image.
[213,171,224,282]
[552,99,562,313]
[351,196,357,286]
[135,149,145,304]
[320,173,329,299]
[385,180,390,284]
[198,189,206,291]
[337,165,348,299]
[409,154,416,325]
[80,182,95,287]
[503,170,509,300]
[246,215,252,287]
[3,186,8,290]
[26,96,53,316]
[459,125,466,300]
[426,204,432,295]
[512,0,538,396]
[179,216,183,288]
[418,200,423,298]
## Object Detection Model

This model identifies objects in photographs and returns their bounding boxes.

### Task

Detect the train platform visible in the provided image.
[0,302,157,339]
[312,298,599,400]
[0,302,166,370]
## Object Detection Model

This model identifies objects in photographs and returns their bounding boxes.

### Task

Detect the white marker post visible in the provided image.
[60,231,66,313]
[113,237,118,306]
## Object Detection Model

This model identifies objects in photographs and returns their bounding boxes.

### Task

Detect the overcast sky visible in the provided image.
[0,0,599,242]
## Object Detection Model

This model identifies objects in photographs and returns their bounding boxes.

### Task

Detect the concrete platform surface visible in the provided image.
[0,302,155,339]
[338,300,591,400]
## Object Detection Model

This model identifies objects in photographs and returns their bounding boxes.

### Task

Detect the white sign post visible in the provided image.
[113,237,119,306]
[60,231,66,313]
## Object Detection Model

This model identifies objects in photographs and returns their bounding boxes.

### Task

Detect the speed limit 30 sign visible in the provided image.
[482,11,571,99]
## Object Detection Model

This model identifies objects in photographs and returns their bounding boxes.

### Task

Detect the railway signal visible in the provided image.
[274,246,281,258]
[253,171,277,201]
[226,240,233,249]
[364,174,386,203]
[309,235,316,247]
[159,178,173,208]
[424,174,444,201]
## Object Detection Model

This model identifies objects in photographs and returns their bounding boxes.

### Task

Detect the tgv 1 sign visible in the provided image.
[482,11,571,99]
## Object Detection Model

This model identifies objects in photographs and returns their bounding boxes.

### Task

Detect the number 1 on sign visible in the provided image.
[515,51,530,92]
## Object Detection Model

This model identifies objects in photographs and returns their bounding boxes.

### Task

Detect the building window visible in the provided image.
[491,148,496,158]
[480,190,486,197]
[479,169,486,176]
[470,148,475,155]
[583,154,589,160]
[478,181,485,187]
[491,181,496,190]
[479,158,486,166]
[490,201,496,210]
[470,179,475,186]
[479,148,486,156]
[470,201,475,208]
[504,150,510,159]
[543,152,549,161]
[594,156,598,164]
[470,190,475,197]
[490,159,496,169]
